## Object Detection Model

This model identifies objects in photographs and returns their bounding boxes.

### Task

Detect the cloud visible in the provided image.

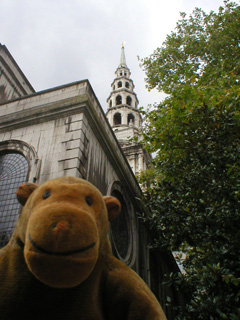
[0,0,225,110]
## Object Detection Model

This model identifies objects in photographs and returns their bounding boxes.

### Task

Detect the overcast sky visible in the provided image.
[1,0,225,111]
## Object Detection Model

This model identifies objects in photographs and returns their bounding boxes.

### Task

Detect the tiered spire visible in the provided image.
[106,44,140,134]
[106,44,150,175]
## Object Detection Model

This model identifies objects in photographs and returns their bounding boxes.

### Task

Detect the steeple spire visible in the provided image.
[119,42,127,67]
[106,44,150,176]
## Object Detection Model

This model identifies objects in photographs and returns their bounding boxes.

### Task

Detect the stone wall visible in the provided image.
[0,80,144,270]
[0,44,35,103]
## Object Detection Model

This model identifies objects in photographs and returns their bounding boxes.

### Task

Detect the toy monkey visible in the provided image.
[0,177,166,320]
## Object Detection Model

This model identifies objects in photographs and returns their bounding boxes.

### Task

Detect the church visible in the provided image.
[0,43,182,318]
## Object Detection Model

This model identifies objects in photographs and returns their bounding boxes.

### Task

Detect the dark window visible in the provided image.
[0,153,29,248]
[128,113,135,125]
[117,81,122,88]
[125,82,129,88]
[110,190,130,259]
[110,100,112,107]
[116,95,122,106]
[127,96,132,106]
[113,113,122,125]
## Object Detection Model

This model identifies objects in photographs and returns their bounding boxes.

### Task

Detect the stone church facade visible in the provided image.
[0,43,182,319]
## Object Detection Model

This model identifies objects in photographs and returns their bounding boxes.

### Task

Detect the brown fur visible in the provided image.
[0,176,166,320]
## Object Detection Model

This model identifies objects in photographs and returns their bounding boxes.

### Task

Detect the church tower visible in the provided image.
[106,44,150,176]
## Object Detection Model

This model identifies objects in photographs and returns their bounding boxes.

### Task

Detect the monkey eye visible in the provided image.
[43,190,51,200]
[85,196,92,206]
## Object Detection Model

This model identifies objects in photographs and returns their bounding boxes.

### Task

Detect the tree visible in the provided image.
[139,1,240,319]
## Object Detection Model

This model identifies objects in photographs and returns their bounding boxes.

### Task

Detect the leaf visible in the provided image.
[139,2,240,319]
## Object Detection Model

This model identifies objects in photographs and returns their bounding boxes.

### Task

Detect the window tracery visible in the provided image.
[0,152,29,248]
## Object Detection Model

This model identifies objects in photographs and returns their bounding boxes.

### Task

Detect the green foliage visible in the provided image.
[139,1,240,319]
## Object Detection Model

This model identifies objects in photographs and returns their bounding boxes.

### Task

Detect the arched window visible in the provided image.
[113,113,122,125]
[127,96,132,106]
[108,181,136,267]
[117,81,122,88]
[116,95,122,106]
[0,152,29,248]
[110,189,130,260]
[125,82,129,89]
[128,113,135,126]
[109,100,112,108]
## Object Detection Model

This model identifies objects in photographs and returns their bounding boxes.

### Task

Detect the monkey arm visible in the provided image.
[105,260,167,320]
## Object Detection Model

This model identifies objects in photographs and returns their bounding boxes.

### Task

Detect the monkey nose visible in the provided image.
[52,221,72,231]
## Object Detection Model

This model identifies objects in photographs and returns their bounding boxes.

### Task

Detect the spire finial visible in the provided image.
[119,42,127,67]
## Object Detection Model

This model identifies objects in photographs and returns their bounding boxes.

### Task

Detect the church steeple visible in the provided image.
[106,44,150,176]
[106,44,140,135]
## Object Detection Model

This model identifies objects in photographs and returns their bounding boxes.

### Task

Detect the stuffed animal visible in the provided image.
[0,176,166,320]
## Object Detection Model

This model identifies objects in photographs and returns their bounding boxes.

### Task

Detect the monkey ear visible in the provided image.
[16,182,38,206]
[103,196,121,222]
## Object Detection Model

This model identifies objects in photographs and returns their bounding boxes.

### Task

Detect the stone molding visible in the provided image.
[0,139,41,182]
[107,180,137,268]
[0,80,143,211]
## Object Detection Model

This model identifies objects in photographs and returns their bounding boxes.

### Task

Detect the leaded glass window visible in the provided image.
[0,153,29,248]
[110,190,130,260]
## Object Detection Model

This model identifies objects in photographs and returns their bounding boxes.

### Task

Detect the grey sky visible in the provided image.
[1,0,225,111]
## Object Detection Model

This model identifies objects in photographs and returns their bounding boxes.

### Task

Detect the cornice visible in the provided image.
[0,47,35,94]
[106,104,140,114]
[0,65,22,98]
[0,80,144,210]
